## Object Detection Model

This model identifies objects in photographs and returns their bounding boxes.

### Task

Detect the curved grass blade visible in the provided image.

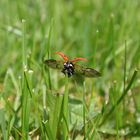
[99,69,138,126]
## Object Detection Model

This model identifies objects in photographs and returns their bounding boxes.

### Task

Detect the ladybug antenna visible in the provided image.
[54,52,69,61]
[70,57,88,63]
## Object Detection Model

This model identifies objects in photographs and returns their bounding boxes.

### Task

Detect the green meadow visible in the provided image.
[0,0,140,139]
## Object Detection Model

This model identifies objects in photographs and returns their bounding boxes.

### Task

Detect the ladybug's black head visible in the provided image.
[62,61,74,77]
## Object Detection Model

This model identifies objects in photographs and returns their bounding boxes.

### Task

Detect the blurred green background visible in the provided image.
[0,0,140,139]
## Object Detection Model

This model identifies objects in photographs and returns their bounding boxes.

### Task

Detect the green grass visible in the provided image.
[0,0,140,139]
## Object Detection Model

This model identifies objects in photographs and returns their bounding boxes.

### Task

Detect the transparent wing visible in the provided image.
[44,59,64,70]
[74,64,101,78]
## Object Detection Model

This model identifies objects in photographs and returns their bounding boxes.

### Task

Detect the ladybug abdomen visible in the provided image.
[62,61,74,77]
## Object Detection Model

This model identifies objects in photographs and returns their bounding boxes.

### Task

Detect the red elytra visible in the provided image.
[54,52,87,63]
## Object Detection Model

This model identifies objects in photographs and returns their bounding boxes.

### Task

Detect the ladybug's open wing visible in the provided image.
[74,64,101,78]
[44,59,64,70]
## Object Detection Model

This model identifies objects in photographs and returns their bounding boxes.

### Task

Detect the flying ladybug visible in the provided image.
[44,52,101,78]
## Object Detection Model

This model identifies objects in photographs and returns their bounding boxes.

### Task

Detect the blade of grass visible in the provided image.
[92,29,99,66]
[108,81,120,139]
[42,85,48,122]
[22,19,27,68]
[42,84,51,139]
[0,108,7,140]
[21,19,31,139]
[90,113,102,140]
[83,81,86,140]
[113,82,119,140]
[21,71,31,139]
[42,120,54,140]
[62,75,69,140]
[43,19,54,90]
[2,69,19,114]
[37,112,46,139]
[123,40,127,99]
[52,94,63,140]
[24,72,32,98]
[7,115,15,140]
[123,40,127,119]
